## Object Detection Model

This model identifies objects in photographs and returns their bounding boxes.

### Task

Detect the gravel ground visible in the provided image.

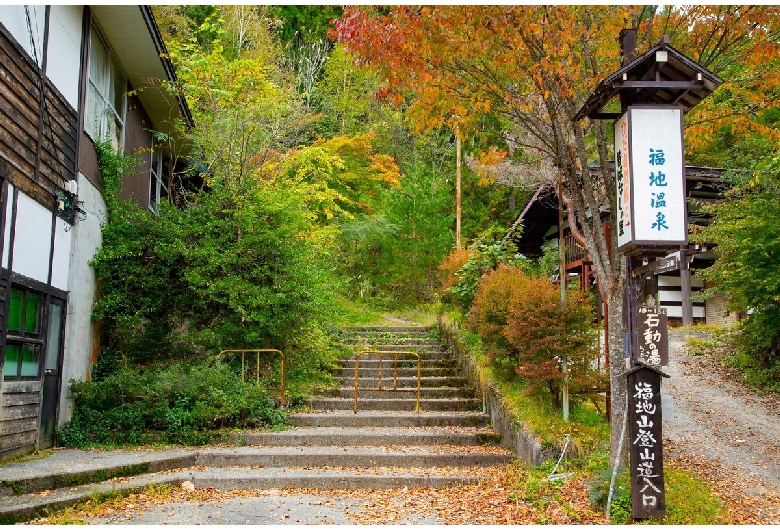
[662,329,780,524]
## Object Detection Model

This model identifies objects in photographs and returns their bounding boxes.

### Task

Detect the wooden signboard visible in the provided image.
[634,306,668,366]
[627,363,669,519]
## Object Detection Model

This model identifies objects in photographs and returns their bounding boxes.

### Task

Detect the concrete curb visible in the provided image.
[0,470,190,523]
[0,449,195,496]
[438,317,558,466]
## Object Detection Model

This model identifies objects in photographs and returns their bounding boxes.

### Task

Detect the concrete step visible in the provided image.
[349,376,468,388]
[197,446,513,469]
[0,448,195,497]
[325,387,475,400]
[228,426,501,447]
[342,326,435,334]
[348,345,447,355]
[0,465,486,521]
[340,367,459,378]
[188,466,494,490]
[345,337,441,345]
[0,456,509,523]
[290,411,491,428]
[309,397,482,412]
[0,471,189,523]
[339,358,452,368]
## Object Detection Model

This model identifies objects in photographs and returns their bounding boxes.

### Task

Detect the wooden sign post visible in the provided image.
[576,32,722,522]
[634,306,669,366]
[626,363,669,519]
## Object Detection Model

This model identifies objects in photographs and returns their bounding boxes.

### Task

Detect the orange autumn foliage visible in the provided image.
[437,248,473,292]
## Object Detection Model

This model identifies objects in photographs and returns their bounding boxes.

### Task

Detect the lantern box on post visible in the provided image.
[615,106,687,255]
[626,362,670,520]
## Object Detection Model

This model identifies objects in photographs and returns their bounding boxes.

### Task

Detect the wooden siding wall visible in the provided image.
[657,273,706,320]
[704,283,739,327]
[120,93,153,208]
[0,24,77,210]
[0,381,40,460]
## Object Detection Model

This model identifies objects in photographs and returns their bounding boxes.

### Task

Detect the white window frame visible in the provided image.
[85,23,127,150]
[148,145,168,213]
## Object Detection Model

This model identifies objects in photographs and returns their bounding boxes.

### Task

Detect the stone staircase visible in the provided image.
[271,325,514,487]
[202,325,513,489]
[0,326,515,522]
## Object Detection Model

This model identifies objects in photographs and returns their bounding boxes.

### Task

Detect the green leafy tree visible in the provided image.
[267,5,342,48]
[317,43,386,136]
[341,162,454,305]
[693,154,780,379]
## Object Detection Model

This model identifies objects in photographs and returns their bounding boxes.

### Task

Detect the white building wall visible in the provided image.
[45,5,83,109]
[657,275,705,319]
[0,6,45,67]
[11,192,53,285]
[51,217,71,291]
[59,173,106,425]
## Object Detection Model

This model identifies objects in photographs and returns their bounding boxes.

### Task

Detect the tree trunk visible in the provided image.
[606,286,628,468]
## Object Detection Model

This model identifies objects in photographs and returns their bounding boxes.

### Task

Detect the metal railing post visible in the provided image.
[353,350,421,414]
[217,349,286,407]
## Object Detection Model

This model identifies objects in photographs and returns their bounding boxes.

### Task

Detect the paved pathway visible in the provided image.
[662,329,780,524]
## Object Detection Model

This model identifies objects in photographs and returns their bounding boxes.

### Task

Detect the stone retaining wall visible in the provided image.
[438,317,558,466]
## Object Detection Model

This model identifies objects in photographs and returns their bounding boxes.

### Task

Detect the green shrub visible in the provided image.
[57,359,288,448]
[693,160,780,383]
[448,238,531,312]
[587,465,631,524]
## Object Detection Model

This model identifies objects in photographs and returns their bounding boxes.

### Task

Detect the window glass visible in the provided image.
[4,287,56,380]
[86,25,126,148]
[5,344,19,369]
[44,303,63,371]
[111,61,126,113]
[25,292,40,334]
[20,345,39,377]
[149,147,168,213]
[88,29,108,85]
[8,289,22,332]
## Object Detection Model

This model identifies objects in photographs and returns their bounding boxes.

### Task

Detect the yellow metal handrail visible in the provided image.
[353,350,421,414]
[217,349,286,407]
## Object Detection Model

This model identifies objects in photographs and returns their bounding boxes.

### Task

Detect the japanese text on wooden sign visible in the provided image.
[634,306,668,366]
[628,366,666,519]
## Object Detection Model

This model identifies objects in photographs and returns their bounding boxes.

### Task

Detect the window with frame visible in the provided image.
[85,25,127,150]
[148,147,168,213]
[4,287,42,380]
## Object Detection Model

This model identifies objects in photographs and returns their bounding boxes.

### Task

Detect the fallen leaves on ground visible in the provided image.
[24,464,608,525]
[666,440,780,524]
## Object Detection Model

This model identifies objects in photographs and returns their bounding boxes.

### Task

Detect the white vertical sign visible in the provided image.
[616,106,687,251]
[615,112,632,248]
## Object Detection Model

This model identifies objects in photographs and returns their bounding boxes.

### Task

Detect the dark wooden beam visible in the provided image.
[613,80,702,90]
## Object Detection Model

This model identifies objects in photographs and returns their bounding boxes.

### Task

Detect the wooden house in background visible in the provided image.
[0,5,193,459]
[511,164,739,327]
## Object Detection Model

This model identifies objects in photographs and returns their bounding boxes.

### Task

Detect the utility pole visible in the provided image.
[558,170,569,423]
[455,126,462,250]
